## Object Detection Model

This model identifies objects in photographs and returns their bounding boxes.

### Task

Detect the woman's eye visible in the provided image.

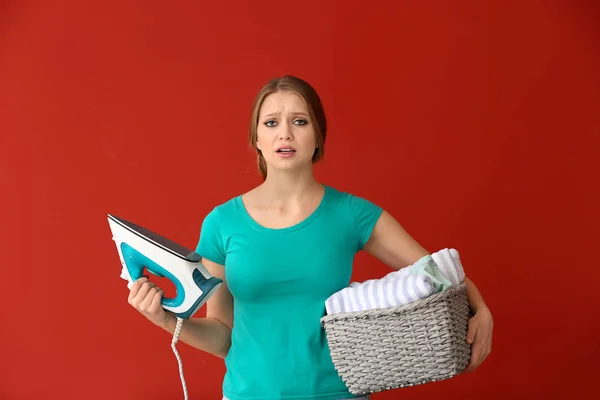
[264,119,307,127]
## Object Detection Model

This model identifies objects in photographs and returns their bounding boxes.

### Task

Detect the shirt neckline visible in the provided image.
[235,184,330,234]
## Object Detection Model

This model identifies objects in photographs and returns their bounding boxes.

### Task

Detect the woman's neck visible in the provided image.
[258,168,323,206]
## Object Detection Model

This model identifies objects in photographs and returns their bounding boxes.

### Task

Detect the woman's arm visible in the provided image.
[157,258,233,359]
[160,313,231,358]
[363,209,493,371]
[464,275,488,313]
[362,209,429,270]
[363,211,488,307]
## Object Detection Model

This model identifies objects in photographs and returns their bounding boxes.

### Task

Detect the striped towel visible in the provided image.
[324,248,465,315]
[431,248,465,287]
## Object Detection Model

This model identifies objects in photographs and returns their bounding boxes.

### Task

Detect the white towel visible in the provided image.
[326,274,437,315]
[324,248,465,315]
[381,248,465,286]
[431,248,465,287]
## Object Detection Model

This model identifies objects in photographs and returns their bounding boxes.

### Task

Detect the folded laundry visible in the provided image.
[324,248,465,315]
[431,248,465,287]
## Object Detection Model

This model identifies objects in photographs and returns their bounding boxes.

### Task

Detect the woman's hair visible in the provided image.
[248,75,327,180]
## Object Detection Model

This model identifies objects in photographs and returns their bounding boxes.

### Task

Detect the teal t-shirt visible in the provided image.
[196,184,383,400]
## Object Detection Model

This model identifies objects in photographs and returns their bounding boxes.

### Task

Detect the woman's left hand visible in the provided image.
[464,306,493,372]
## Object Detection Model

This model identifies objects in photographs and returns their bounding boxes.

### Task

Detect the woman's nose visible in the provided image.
[278,122,293,140]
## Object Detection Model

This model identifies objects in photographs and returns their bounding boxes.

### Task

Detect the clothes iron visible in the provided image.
[108,213,223,399]
[107,213,223,319]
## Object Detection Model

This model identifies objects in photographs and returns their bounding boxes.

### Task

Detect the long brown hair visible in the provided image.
[248,75,327,180]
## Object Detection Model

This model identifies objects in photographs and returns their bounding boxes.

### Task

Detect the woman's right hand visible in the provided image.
[127,277,173,329]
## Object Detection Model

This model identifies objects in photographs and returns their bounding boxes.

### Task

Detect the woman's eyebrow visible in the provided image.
[260,112,309,119]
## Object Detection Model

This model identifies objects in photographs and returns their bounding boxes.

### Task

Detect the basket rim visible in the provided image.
[320,281,467,324]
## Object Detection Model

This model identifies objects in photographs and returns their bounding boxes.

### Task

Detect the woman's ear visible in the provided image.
[256,141,261,151]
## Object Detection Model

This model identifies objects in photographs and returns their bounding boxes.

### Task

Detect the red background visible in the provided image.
[1,1,599,399]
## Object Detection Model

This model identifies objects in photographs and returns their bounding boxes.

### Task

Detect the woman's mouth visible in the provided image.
[276,147,296,158]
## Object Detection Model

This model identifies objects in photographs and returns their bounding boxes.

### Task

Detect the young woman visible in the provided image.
[127,75,494,400]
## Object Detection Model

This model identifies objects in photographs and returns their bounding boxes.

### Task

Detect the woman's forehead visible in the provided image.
[260,91,308,116]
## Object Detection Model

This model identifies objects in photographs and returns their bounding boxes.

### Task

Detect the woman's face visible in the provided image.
[256,91,317,174]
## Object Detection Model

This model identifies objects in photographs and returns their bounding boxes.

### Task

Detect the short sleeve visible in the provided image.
[346,193,383,251]
[195,207,226,265]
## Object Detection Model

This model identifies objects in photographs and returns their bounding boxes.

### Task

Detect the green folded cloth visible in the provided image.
[408,255,453,293]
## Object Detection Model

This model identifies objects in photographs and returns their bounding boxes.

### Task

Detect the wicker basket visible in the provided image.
[320,282,472,396]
